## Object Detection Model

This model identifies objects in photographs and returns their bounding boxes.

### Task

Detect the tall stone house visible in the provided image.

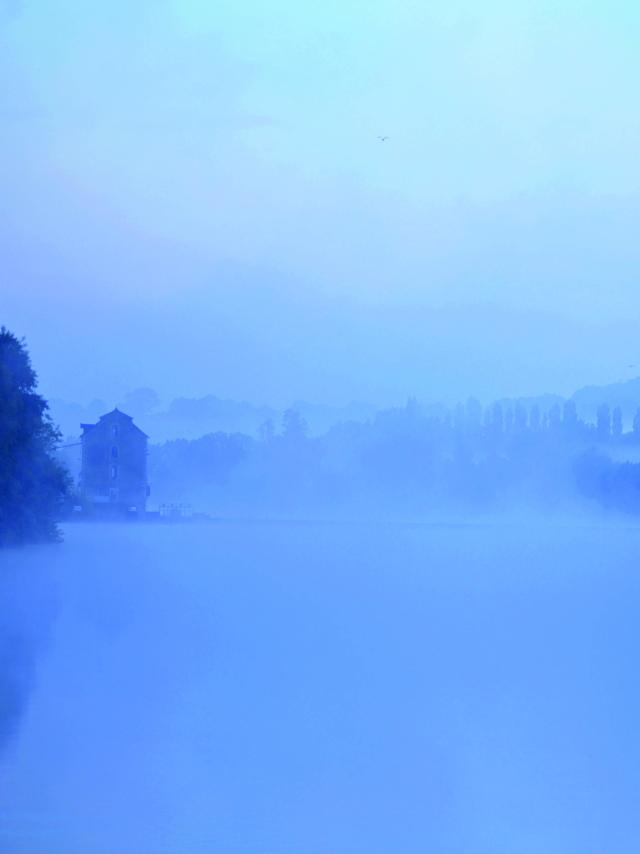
[80,409,149,514]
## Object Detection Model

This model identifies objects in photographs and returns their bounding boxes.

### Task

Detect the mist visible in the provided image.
[3,521,640,852]
[5,2,640,404]
[5,1,640,851]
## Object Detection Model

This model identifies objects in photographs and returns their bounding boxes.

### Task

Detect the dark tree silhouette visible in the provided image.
[465,397,482,432]
[0,328,70,546]
[504,406,514,434]
[596,403,611,442]
[491,402,503,436]
[562,400,578,434]
[282,408,308,441]
[514,403,527,433]
[258,418,275,443]
[612,406,623,440]
[529,404,541,431]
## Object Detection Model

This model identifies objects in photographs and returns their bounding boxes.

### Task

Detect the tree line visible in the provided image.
[149,397,640,516]
[4,325,640,543]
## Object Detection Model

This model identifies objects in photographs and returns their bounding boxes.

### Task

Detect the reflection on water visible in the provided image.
[2,519,640,853]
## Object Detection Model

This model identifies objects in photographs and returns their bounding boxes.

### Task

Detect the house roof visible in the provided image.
[80,407,149,438]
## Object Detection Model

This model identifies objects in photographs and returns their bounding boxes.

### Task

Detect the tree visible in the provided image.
[562,400,579,439]
[612,406,623,440]
[258,418,275,443]
[0,329,70,545]
[465,397,482,432]
[596,403,611,442]
[453,402,466,434]
[514,403,527,433]
[405,397,420,419]
[504,407,514,434]
[491,402,504,436]
[122,387,160,416]
[529,404,541,431]
[282,408,308,442]
[548,403,561,431]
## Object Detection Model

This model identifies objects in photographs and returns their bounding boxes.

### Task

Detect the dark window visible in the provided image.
[111,464,118,480]
[111,446,118,459]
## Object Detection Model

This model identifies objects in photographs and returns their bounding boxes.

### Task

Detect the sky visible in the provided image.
[3,0,640,407]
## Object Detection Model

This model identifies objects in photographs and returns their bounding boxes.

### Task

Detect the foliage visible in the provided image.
[0,328,70,545]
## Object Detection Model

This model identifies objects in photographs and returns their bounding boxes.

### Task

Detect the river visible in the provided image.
[2,518,640,852]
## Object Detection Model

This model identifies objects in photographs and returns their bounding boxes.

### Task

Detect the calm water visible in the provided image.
[2,519,640,853]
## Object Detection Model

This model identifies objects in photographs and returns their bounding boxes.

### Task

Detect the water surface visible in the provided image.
[2,519,640,853]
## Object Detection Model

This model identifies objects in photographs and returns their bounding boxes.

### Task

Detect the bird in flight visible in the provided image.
[377,135,390,142]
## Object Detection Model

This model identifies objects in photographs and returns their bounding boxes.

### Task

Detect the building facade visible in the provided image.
[80,409,149,514]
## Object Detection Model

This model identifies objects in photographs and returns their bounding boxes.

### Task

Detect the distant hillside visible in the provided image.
[491,378,640,425]
[49,393,378,443]
[50,376,640,445]
[571,377,640,422]
[150,395,279,439]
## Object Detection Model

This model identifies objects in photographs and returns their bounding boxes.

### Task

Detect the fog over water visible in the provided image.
[5,1,640,850]
[2,519,640,853]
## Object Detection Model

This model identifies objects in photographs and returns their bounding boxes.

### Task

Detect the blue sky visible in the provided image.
[4,0,640,406]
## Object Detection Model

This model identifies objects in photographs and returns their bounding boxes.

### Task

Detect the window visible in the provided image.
[111,425,118,438]
[111,464,118,480]
[111,446,118,459]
